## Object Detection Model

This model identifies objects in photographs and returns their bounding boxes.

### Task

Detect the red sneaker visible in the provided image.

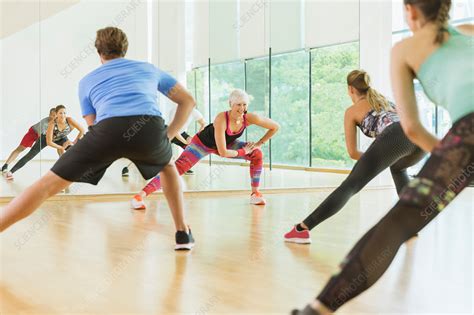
[284,226,311,244]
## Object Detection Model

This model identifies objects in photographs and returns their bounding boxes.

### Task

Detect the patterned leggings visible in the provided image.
[142,135,264,195]
[316,112,474,311]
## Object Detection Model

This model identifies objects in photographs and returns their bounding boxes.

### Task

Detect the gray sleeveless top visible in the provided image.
[53,118,72,141]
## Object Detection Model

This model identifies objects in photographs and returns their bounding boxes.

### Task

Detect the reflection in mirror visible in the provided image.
[1,0,363,198]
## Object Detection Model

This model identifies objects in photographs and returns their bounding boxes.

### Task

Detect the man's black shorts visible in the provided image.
[51,115,172,185]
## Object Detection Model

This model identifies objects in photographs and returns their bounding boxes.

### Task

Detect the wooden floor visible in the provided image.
[1,187,472,314]
[1,159,355,198]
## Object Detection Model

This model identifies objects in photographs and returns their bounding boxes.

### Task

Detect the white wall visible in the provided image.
[192,0,360,66]
[1,11,41,161]
[359,0,393,186]
[239,0,268,59]
[210,0,240,63]
[1,0,149,160]
[305,0,359,47]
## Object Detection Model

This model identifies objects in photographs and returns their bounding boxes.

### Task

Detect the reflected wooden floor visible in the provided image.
[1,159,353,198]
[1,188,472,314]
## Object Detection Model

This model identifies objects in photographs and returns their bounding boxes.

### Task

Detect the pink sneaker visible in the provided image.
[284,226,311,244]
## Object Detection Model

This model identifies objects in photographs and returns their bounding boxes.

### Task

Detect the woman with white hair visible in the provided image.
[131,89,280,209]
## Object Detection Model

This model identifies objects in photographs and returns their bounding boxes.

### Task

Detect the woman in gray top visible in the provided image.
[46,105,84,156]
[3,105,84,180]
[2,108,56,177]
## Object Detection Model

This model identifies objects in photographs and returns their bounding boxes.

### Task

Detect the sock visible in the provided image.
[295,224,304,232]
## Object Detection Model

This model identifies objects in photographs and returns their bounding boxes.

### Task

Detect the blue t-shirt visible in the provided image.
[78,58,177,123]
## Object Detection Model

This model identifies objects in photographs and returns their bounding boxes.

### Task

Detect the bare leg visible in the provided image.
[0,171,71,232]
[310,301,332,315]
[5,145,26,165]
[159,162,188,232]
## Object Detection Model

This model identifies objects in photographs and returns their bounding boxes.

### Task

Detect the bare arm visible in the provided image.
[456,24,474,36]
[245,113,280,147]
[67,117,85,143]
[391,42,440,152]
[197,118,206,132]
[166,83,196,140]
[83,114,96,127]
[344,108,363,160]
[174,132,188,145]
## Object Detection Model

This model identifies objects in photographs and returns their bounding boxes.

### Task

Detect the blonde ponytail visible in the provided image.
[347,70,391,113]
[366,87,391,112]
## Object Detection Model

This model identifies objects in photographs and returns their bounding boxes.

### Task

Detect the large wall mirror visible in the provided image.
[1,0,364,198]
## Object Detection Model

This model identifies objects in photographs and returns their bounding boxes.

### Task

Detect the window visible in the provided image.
[210,61,245,121]
[187,67,209,135]
[208,61,245,161]
[311,42,359,168]
[246,57,270,161]
[271,51,310,166]
[186,69,197,134]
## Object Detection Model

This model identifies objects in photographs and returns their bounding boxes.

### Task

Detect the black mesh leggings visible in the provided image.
[10,135,48,173]
[303,122,426,230]
[317,113,474,311]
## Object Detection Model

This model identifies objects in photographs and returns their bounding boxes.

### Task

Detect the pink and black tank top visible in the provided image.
[357,103,400,138]
[197,111,247,149]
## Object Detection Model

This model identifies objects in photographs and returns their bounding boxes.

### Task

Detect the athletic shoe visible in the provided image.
[131,194,146,210]
[121,166,129,177]
[284,225,311,244]
[175,228,195,250]
[185,169,194,175]
[1,164,8,174]
[5,171,13,180]
[291,305,321,315]
[250,191,266,205]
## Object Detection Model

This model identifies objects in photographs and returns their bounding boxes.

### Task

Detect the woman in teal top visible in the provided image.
[293,0,473,314]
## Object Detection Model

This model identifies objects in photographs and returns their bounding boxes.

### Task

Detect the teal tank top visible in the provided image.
[417,25,473,123]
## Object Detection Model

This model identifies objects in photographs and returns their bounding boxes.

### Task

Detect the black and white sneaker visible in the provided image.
[185,169,194,175]
[121,166,129,177]
[175,229,195,250]
[291,305,321,315]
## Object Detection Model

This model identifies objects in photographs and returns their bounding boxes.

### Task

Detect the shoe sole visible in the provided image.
[131,202,146,210]
[175,243,195,250]
[284,237,312,244]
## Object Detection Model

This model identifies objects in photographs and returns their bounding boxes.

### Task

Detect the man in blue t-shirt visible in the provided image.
[1,27,196,250]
